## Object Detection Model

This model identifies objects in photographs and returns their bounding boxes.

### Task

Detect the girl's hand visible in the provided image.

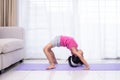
[84,67,90,70]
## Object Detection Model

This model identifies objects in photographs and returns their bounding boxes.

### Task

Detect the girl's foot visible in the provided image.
[46,65,55,70]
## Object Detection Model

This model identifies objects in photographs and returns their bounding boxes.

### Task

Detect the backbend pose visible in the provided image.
[43,35,89,70]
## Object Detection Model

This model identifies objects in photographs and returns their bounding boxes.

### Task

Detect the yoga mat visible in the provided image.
[14,63,120,71]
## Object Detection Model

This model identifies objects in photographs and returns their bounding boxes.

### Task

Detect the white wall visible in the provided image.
[18,0,120,60]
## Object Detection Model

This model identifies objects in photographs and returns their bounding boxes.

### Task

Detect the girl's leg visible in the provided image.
[43,42,56,70]
[49,50,58,64]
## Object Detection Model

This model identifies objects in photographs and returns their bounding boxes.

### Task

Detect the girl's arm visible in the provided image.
[71,48,90,70]
[77,54,89,70]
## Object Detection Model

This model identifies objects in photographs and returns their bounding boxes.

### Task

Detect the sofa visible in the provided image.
[0,27,24,73]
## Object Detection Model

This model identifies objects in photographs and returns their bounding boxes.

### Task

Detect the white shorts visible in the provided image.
[51,36,60,47]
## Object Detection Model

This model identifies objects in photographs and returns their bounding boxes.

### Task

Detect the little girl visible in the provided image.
[43,35,89,70]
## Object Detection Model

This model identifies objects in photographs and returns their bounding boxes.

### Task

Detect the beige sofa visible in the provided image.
[0,27,24,73]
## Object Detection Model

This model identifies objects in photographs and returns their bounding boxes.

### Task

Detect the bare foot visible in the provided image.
[46,65,55,70]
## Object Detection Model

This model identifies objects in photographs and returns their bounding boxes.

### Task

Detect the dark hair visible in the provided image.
[68,55,83,67]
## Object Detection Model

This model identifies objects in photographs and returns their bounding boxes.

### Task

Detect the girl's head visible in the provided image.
[68,55,83,67]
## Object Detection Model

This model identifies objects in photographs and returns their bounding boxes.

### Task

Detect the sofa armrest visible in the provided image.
[0,27,24,39]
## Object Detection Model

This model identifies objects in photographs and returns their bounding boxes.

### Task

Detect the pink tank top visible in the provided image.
[60,36,78,50]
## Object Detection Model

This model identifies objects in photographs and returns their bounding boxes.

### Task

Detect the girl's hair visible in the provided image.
[68,55,83,67]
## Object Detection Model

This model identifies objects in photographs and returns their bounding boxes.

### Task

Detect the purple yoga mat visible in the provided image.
[14,63,120,71]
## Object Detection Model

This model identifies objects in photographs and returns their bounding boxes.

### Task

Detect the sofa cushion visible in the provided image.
[0,38,24,54]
